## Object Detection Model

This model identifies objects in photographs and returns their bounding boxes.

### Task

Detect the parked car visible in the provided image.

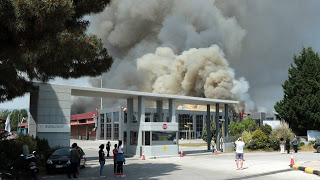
[313,142,320,153]
[46,147,86,173]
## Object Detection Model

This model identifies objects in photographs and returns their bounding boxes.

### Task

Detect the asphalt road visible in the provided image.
[38,140,320,180]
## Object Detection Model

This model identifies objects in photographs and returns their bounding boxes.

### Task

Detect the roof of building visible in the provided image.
[71,110,98,121]
[18,122,28,128]
[34,83,239,106]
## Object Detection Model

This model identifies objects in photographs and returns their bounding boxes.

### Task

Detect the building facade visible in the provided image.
[70,110,97,140]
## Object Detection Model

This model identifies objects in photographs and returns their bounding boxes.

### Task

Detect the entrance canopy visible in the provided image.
[29,83,239,150]
[70,85,239,106]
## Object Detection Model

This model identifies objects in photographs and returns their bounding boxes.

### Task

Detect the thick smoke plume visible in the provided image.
[72,0,253,113]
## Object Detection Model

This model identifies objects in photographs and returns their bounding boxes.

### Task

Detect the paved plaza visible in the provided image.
[39,140,320,180]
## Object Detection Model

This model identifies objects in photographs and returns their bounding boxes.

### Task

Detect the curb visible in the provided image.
[290,165,320,176]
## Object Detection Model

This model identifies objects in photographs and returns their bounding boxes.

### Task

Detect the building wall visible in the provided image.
[70,124,96,140]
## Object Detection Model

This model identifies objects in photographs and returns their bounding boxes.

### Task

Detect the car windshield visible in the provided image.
[52,148,71,156]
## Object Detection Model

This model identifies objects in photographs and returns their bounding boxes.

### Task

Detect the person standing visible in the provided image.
[292,135,298,153]
[211,137,215,153]
[285,138,290,154]
[99,144,105,178]
[235,137,245,170]
[106,141,111,157]
[68,143,80,179]
[113,144,118,175]
[116,140,126,177]
[280,138,285,154]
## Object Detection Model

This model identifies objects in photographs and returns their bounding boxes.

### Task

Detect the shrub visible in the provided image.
[15,133,37,154]
[268,121,294,150]
[242,130,252,146]
[260,124,272,136]
[252,129,268,149]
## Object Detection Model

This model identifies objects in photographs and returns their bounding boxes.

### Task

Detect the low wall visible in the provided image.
[142,145,179,158]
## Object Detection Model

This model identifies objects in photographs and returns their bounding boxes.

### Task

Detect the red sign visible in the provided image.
[162,124,167,130]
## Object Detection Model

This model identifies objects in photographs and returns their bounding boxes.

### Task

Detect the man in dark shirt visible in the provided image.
[99,144,105,177]
[68,143,80,179]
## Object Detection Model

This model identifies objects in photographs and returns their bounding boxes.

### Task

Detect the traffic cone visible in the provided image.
[215,150,218,155]
[142,151,146,160]
[180,151,183,157]
[290,153,294,165]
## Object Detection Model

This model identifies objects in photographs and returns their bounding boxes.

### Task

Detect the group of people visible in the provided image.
[280,135,298,154]
[99,140,126,178]
[68,143,82,179]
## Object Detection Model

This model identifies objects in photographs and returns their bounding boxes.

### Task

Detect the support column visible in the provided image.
[156,100,163,122]
[224,104,229,137]
[169,99,176,122]
[127,98,133,123]
[215,103,220,151]
[104,114,106,140]
[138,96,145,123]
[207,105,210,151]
[137,96,145,157]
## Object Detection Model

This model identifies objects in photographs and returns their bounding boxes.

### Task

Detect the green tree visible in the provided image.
[201,118,216,142]
[0,0,113,102]
[229,116,256,136]
[0,109,28,131]
[274,47,320,135]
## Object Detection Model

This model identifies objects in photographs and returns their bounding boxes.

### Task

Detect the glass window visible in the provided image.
[124,131,127,145]
[106,113,112,123]
[133,112,137,123]
[114,124,119,140]
[113,112,119,122]
[164,113,169,122]
[153,113,164,122]
[124,111,127,123]
[145,113,151,122]
[152,131,177,145]
[106,124,111,139]
[144,131,150,145]
[179,114,193,130]
[100,114,104,139]
[130,131,138,145]
[196,115,203,138]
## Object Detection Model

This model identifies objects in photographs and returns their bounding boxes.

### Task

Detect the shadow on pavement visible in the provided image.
[225,169,292,180]
[40,161,181,179]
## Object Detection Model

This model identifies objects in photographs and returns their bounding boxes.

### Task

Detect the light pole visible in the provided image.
[184,123,192,144]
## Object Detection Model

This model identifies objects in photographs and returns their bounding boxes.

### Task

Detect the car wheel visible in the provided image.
[317,146,320,153]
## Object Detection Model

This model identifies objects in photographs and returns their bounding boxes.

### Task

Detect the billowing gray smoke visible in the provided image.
[72,0,254,113]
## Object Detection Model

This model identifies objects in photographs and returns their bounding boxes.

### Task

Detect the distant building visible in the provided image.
[70,110,97,140]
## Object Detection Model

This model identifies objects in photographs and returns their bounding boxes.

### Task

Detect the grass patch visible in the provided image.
[299,145,316,151]
[179,143,207,147]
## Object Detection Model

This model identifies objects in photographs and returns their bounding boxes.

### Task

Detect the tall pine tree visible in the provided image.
[274,47,320,135]
[0,0,113,102]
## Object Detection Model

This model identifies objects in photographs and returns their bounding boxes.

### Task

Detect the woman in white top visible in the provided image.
[280,138,285,154]
[115,140,125,177]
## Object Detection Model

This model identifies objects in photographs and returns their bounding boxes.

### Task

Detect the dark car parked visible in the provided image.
[46,147,86,173]
[313,142,320,153]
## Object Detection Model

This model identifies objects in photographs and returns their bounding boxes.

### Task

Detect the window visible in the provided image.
[106,113,112,123]
[196,115,203,138]
[100,114,104,139]
[78,119,86,123]
[179,114,193,130]
[130,131,138,145]
[113,112,119,122]
[145,113,151,122]
[153,113,164,122]
[152,131,177,145]
[164,113,169,122]
[133,112,137,123]
[114,124,119,140]
[124,131,127,145]
[144,131,150,145]
[124,111,127,123]
[106,124,111,139]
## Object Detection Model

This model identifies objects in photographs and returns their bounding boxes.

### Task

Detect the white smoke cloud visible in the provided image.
[76,0,252,113]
